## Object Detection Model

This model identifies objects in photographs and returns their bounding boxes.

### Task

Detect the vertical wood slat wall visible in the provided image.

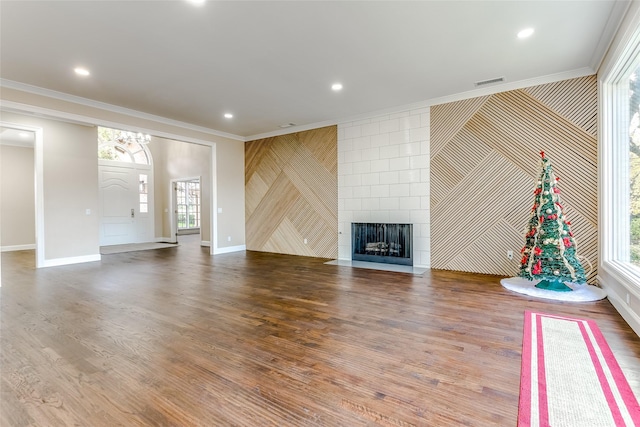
[245,126,338,258]
[430,75,598,283]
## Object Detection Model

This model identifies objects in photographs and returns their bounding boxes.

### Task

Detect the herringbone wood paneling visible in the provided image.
[245,126,337,258]
[431,76,598,283]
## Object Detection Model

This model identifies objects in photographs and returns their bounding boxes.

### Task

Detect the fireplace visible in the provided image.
[351,223,413,266]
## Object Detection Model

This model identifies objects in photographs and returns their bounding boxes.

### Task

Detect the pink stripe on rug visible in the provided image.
[518,311,640,426]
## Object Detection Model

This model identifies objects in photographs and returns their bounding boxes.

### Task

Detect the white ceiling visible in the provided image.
[0,1,629,139]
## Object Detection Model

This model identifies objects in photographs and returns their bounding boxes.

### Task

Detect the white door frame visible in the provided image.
[169,176,201,244]
[0,121,44,269]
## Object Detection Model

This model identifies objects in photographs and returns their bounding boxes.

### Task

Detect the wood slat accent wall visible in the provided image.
[430,75,598,282]
[245,126,338,258]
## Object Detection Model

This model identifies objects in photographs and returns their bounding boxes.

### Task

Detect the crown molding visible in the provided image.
[422,67,596,108]
[3,67,596,144]
[590,0,633,72]
[0,79,245,141]
[245,67,596,141]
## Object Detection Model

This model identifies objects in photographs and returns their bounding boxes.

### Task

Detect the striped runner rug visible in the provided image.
[519,311,640,426]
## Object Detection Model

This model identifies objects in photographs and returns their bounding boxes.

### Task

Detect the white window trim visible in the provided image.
[600,20,640,291]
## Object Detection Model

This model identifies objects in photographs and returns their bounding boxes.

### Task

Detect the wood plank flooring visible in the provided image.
[2,239,639,426]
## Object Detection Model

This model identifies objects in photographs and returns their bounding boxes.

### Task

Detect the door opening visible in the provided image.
[98,126,154,246]
[171,177,201,243]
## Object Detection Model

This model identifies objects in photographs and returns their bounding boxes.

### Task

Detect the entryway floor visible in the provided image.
[100,242,178,255]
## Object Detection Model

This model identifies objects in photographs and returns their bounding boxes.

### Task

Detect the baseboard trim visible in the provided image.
[214,244,246,254]
[1,244,36,252]
[155,237,174,243]
[598,275,640,337]
[201,241,211,247]
[40,253,101,268]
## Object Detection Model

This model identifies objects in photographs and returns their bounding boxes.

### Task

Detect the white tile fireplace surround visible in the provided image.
[337,107,430,268]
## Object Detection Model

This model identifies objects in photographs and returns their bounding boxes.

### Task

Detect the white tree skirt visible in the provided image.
[500,276,607,302]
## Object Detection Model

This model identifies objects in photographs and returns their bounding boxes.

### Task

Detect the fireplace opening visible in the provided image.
[351,223,413,266]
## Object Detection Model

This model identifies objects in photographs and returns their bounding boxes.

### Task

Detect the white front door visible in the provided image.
[99,163,152,245]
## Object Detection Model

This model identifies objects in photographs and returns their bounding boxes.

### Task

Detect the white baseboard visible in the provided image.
[201,240,211,247]
[1,243,36,252]
[214,244,246,254]
[40,253,101,268]
[155,237,175,243]
[598,275,640,337]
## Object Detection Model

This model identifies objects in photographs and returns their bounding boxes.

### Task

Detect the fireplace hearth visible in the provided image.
[351,223,413,266]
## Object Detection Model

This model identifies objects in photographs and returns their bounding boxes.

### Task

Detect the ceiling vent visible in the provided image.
[474,76,505,87]
[279,123,297,128]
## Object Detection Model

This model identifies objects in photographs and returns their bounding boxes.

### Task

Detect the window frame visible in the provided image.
[600,21,640,291]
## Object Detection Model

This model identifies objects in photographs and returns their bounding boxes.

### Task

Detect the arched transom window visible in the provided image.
[98,126,151,165]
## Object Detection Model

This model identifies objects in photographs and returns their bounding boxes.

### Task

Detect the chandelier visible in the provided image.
[118,131,151,145]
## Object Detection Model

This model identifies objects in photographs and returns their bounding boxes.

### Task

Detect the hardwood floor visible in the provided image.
[2,241,639,426]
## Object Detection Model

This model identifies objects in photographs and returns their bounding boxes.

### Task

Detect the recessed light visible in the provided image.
[18,132,30,138]
[187,0,205,5]
[331,83,343,91]
[517,28,534,39]
[224,113,233,119]
[74,67,90,76]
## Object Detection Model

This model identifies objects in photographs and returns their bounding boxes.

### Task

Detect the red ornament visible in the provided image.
[553,188,560,194]
[532,260,542,275]
[540,151,545,159]
[534,247,542,255]
[534,188,542,195]
[540,216,545,223]
[563,237,572,248]
[521,255,528,265]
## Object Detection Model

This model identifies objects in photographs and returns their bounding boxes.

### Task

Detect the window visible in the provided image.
[602,23,640,285]
[139,174,148,213]
[176,180,200,230]
[97,126,150,165]
[630,67,640,266]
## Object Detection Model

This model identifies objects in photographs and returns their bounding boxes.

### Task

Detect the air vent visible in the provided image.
[474,76,505,87]
[279,123,297,128]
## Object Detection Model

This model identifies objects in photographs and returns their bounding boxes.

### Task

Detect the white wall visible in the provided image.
[216,140,245,249]
[0,111,100,263]
[0,145,35,250]
[338,107,430,268]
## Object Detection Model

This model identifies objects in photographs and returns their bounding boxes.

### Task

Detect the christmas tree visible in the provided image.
[518,151,586,291]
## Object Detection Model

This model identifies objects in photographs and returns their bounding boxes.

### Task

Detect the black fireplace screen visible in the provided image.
[351,223,413,265]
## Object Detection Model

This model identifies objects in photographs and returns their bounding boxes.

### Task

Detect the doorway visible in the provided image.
[98,127,154,246]
[0,122,43,269]
[171,177,201,243]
